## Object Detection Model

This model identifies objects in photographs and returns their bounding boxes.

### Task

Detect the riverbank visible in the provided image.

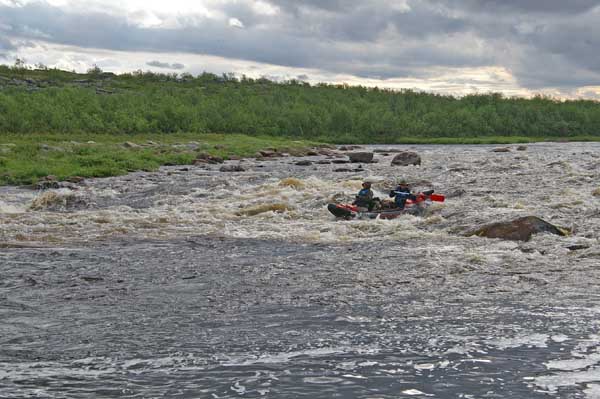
[3,133,600,186]
[0,133,320,186]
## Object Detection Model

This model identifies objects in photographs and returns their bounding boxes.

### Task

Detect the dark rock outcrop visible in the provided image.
[348,152,374,163]
[467,216,569,241]
[391,151,421,166]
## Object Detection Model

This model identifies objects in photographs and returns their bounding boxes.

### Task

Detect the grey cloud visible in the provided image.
[0,35,15,51]
[444,0,600,14]
[267,0,364,13]
[1,1,600,92]
[146,60,185,70]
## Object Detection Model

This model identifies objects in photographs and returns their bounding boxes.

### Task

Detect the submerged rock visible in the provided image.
[517,145,528,151]
[391,151,421,166]
[491,147,511,153]
[467,216,569,241]
[295,160,312,166]
[348,152,374,163]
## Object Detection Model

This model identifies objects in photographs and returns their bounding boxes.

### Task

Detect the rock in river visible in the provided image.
[467,216,569,241]
[391,151,421,166]
[348,152,374,163]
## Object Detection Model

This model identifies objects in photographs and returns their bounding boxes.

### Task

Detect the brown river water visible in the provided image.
[1,143,600,398]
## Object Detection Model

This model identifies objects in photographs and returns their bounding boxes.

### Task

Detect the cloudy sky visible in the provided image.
[1,0,600,98]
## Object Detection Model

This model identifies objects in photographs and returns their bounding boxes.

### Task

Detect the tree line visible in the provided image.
[1,64,599,142]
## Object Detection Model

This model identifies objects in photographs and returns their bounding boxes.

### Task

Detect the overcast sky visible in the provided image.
[1,0,600,98]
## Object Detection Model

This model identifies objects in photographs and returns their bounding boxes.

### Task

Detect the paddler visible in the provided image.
[389,179,417,210]
[353,181,376,210]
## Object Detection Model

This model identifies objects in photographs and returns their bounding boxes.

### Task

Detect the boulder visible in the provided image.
[467,216,569,242]
[491,147,511,153]
[374,148,403,153]
[391,151,421,166]
[331,159,350,164]
[348,152,374,163]
[219,164,246,172]
[592,188,600,197]
[516,145,528,151]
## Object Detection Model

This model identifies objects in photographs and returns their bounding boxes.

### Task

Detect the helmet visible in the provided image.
[398,179,408,185]
[362,181,372,188]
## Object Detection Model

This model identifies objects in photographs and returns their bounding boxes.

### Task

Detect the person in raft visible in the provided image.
[353,181,376,210]
[389,179,417,209]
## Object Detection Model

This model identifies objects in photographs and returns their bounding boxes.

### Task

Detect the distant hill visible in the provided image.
[1,64,599,143]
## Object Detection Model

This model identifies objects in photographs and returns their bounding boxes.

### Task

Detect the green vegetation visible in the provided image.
[1,64,600,143]
[1,63,600,185]
[0,133,317,185]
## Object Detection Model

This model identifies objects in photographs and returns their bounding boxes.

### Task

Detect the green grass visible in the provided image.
[0,133,319,186]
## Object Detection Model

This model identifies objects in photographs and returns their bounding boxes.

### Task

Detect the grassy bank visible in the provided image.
[2,132,597,187]
[0,133,318,186]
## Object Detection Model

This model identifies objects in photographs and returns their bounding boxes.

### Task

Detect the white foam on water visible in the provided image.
[221,345,380,367]
[402,388,434,396]
[551,334,570,343]
[303,376,345,384]
[414,363,436,370]
[3,143,600,247]
[584,384,600,399]
[545,353,600,371]
[485,333,549,350]
[0,361,118,380]
[533,368,600,393]
[0,199,25,214]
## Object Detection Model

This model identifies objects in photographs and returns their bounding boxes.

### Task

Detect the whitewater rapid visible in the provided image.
[1,142,600,398]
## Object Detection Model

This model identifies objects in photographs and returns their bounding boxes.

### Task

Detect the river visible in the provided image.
[1,143,600,398]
